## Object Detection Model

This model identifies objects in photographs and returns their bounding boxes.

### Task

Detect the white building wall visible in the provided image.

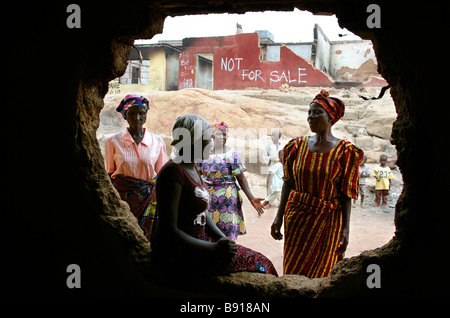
[329,41,377,79]
[266,44,313,62]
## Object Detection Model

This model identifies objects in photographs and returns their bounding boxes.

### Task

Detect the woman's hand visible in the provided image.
[271,215,283,240]
[336,226,349,254]
[236,173,265,216]
[250,198,265,216]
[270,179,292,241]
[215,237,238,265]
[337,194,351,254]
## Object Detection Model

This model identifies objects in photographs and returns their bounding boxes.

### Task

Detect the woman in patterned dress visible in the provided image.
[196,122,265,240]
[271,90,363,278]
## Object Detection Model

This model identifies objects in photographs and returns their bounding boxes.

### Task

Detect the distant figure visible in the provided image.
[271,89,363,278]
[105,94,167,241]
[353,155,370,208]
[372,154,393,208]
[196,121,265,240]
[236,23,243,34]
[263,130,285,168]
[262,150,284,210]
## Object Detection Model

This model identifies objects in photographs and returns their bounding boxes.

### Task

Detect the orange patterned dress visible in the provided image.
[282,136,363,277]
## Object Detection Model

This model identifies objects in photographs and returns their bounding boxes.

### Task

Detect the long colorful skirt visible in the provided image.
[151,230,278,277]
[112,174,158,241]
[198,231,278,276]
[226,244,278,276]
[206,180,246,240]
[283,191,343,278]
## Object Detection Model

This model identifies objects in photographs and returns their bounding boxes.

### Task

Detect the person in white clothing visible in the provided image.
[263,130,285,168]
[262,150,284,210]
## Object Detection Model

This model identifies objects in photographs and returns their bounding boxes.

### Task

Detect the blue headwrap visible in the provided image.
[116,94,150,119]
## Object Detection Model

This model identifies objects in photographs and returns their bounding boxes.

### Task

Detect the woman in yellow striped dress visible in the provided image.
[271,90,363,278]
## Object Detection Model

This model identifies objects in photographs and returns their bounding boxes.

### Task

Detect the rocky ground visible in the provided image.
[98,86,401,276]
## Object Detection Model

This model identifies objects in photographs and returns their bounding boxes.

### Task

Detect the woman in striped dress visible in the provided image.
[271,89,363,278]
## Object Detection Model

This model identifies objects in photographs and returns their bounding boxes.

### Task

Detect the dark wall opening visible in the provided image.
[11,0,446,299]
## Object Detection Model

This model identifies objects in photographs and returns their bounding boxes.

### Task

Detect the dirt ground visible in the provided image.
[237,173,397,276]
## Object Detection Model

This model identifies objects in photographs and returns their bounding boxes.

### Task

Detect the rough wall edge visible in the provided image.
[75,1,408,297]
[77,44,402,297]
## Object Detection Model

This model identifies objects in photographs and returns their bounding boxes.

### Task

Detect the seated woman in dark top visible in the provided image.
[151,114,278,277]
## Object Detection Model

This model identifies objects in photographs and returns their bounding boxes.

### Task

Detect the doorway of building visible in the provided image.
[195,53,213,90]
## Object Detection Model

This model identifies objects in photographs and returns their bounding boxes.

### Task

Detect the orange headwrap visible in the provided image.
[310,89,345,125]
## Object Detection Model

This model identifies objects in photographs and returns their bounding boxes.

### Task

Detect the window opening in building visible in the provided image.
[119,60,150,85]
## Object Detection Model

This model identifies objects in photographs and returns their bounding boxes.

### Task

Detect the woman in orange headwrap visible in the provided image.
[271,89,363,278]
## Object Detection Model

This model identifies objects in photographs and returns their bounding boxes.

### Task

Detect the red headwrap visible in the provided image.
[211,121,229,132]
[310,89,345,125]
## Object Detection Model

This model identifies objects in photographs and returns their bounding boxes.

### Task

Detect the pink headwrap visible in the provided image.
[211,121,229,132]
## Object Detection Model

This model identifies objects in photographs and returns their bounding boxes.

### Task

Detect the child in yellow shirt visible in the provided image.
[372,154,393,208]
